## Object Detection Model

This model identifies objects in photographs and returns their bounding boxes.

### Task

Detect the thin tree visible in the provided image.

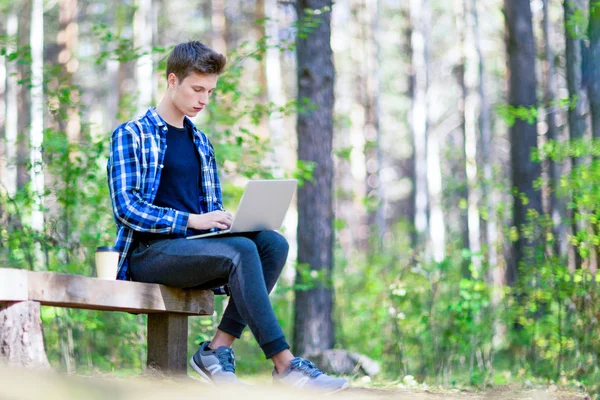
[402,1,417,249]
[504,0,541,284]
[410,0,431,254]
[354,0,384,252]
[589,0,600,139]
[454,0,471,277]
[471,0,496,275]
[564,0,587,271]
[293,0,335,356]
[16,0,31,190]
[211,0,227,53]
[541,0,561,258]
[134,0,154,114]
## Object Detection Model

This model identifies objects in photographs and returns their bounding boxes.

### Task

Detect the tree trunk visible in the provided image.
[587,0,600,273]
[454,0,471,276]
[29,0,44,237]
[354,0,384,252]
[589,0,600,139]
[331,0,358,259]
[471,0,496,275]
[564,0,587,271]
[0,14,7,190]
[264,0,287,177]
[2,9,18,196]
[211,0,227,53]
[402,2,417,249]
[56,0,79,140]
[461,0,483,274]
[504,0,541,285]
[134,0,154,115]
[410,0,431,252]
[541,0,561,257]
[16,0,31,190]
[0,301,50,368]
[44,0,78,265]
[364,0,385,249]
[294,0,335,356]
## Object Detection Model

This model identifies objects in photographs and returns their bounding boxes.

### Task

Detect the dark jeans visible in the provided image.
[129,230,290,359]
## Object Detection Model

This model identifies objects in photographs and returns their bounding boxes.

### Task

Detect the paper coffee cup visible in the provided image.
[95,246,120,280]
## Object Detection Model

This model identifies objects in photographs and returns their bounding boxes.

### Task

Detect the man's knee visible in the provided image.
[261,230,289,256]
[230,236,259,258]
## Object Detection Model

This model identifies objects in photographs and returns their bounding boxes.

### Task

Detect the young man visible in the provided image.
[107,41,348,393]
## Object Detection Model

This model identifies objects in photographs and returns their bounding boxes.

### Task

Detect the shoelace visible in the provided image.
[215,347,236,373]
[289,357,323,379]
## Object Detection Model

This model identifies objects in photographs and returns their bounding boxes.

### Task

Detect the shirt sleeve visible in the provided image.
[208,140,225,212]
[107,123,189,235]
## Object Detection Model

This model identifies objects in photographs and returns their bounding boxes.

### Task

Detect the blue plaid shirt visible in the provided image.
[107,108,224,280]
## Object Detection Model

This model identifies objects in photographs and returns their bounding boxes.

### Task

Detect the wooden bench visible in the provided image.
[0,268,214,374]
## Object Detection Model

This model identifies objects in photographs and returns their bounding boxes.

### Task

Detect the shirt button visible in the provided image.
[159,164,164,168]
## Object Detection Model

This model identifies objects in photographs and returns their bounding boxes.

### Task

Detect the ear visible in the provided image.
[167,73,178,88]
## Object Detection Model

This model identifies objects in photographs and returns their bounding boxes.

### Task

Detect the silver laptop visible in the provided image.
[186,179,297,240]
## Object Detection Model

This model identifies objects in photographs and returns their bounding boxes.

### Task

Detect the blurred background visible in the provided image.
[0,0,599,394]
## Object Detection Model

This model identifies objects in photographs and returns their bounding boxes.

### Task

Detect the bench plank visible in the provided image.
[0,268,28,302]
[0,268,214,315]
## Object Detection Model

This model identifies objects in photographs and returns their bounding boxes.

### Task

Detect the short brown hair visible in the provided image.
[166,41,226,81]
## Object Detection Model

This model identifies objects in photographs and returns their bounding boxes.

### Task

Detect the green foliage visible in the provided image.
[566,2,589,40]
[496,104,538,127]
[496,96,579,128]
[335,227,495,386]
[331,137,600,396]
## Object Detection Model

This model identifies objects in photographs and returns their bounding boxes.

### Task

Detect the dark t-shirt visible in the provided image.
[153,123,202,214]
[136,122,203,241]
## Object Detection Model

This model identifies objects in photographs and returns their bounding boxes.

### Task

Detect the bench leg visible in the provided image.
[0,301,50,368]
[147,313,188,375]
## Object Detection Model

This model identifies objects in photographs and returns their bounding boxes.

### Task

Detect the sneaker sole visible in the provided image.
[324,381,350,395]
[189,356,214,385]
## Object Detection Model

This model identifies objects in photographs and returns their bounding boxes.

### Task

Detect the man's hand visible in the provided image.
[188,211,234,231]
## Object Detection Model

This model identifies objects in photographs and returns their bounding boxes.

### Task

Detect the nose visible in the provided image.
[199,92,209,106]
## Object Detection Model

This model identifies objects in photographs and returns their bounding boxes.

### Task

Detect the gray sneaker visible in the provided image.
[272,357,349,393]
[189,341,243,385]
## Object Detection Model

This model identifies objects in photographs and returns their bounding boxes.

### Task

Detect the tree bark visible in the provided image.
[472,0,496,275]
[294,0,335,356]
[402,2,418,249]
[264,0,287,176]
[589,0,600,139]
[504,0,541,284]
[0,301,50,368]
[455,0,471,276]
[134,0,154,115]
[211,0,227,53]
[410,0,431,252]
[29,0,44,242]
[0,14,6,190]
[2,8,18,196]
[541,0,561,257]
[16,0,31,190]
[364,0,385,249]
[354,0,384,252]
[564,0,587,271]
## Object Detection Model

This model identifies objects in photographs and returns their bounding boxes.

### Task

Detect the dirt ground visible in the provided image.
[0,365,590,400]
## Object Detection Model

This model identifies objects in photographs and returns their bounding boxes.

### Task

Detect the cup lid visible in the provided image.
[96,246,119,252]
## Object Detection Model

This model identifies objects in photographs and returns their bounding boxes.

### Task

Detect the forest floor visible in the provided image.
[0,365,591,400]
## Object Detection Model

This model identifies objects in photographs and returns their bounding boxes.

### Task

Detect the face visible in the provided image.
[168,71,218,117]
